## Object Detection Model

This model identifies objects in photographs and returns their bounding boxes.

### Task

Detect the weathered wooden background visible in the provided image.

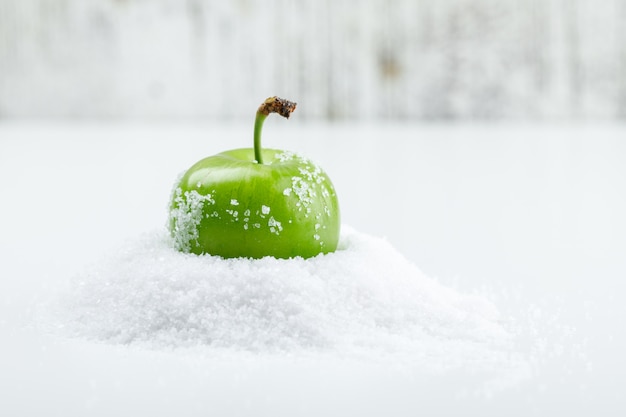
[1,0,625,120]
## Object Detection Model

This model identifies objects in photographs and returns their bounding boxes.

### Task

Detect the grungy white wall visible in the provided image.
[1,0,625,120]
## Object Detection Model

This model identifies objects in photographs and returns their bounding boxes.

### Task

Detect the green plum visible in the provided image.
[169,97,340,259]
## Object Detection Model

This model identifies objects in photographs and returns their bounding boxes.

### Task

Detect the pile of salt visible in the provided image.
[53,226,523,373]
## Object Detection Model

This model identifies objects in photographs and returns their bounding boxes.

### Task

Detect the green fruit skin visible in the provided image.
[169,148,340,259]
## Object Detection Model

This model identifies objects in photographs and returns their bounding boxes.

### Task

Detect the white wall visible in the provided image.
[1,0,625,120]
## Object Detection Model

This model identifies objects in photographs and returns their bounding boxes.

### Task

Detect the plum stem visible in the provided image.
[254,96,297,164]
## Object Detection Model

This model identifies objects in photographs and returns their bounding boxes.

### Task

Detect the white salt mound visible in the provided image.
[54,226,520,371]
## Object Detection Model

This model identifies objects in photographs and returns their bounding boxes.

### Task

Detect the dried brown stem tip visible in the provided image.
[257,96,297,118]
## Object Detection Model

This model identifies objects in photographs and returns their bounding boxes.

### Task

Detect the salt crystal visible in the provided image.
[169,188,215,252]
[268,217,283,235]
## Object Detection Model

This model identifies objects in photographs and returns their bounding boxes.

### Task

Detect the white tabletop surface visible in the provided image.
[1,121,625,416]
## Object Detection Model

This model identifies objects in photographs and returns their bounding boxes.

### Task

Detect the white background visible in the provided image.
[2,0,626,120]
[2,1,626,414]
